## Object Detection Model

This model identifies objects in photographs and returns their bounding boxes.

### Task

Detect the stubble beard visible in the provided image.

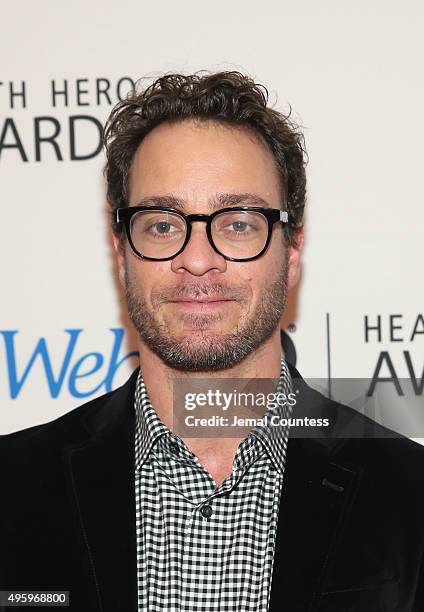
[124,263,288,372]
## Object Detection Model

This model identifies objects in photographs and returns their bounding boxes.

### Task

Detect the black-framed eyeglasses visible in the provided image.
[115,205,289,262]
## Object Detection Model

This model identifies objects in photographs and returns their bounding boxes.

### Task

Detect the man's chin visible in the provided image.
[162,330,242,353]
[143,331,255,372]
[169,325,236,338]
[163,310,232,330]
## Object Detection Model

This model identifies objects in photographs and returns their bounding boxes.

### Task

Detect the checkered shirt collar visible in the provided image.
[249,358,293,474]
[134,355,293,474]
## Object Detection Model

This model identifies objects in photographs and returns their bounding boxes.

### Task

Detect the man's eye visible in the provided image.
[147,222,179,234]
[230,221,249,232]
[224,221,258,235]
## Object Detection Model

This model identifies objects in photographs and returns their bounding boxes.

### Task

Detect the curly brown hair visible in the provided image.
[104,71,307,246]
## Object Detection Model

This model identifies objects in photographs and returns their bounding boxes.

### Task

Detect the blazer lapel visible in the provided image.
[269,364,361,611]
[269,437,360,611]
[63,370,139,612]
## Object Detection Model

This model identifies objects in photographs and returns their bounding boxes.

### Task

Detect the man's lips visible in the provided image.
[166,298,235,310]
[168,298,233,303]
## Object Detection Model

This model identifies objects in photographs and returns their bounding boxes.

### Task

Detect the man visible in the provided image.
[1,71,424,612]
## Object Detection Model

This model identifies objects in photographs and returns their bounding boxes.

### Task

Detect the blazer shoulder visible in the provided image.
[0,367,139,446]
[0,389,111,445]
[288,362,424,468]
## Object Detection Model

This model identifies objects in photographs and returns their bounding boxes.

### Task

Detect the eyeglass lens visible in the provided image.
[129,209,269,259]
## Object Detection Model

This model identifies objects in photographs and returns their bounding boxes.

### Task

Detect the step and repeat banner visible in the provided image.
[0,1,422,434]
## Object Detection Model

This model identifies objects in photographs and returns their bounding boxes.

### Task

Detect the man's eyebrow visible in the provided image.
[209,193,273,210]
[130,193,273,211]
[130,195,185,209]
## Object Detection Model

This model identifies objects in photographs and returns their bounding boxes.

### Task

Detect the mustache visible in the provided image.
[151,282,250,306]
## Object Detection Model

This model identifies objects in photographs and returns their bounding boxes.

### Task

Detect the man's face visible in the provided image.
[113,120,302,371]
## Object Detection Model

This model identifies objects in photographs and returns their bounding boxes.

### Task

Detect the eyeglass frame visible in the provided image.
[115,205,289,262]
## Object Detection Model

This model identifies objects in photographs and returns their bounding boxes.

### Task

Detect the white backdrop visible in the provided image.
[0,0,422,434]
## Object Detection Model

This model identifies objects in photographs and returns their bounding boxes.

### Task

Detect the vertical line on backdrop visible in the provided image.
[326,312,332,400]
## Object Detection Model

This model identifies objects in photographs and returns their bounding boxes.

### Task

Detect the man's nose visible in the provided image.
[170,223,227,276]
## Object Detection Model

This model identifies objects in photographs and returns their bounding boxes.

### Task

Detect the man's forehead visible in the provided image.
[127,120,283,207]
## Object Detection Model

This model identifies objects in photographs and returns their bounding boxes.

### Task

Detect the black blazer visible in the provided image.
[1,364,424,612]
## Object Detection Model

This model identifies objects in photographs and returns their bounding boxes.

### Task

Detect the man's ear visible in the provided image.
[286,227,304,290]
[111,231,126,288]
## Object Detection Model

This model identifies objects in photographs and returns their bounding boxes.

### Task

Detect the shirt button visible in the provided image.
[169,442,180,455]
[201,504,213,518]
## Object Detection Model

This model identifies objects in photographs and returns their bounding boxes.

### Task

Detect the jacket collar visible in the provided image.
[64,369,139,612]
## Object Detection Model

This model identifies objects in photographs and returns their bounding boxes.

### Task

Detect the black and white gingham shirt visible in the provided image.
[135,358,293,611]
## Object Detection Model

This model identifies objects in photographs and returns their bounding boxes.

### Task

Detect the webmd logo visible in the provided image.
[0,328,138,399]
[0,328,297,400]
